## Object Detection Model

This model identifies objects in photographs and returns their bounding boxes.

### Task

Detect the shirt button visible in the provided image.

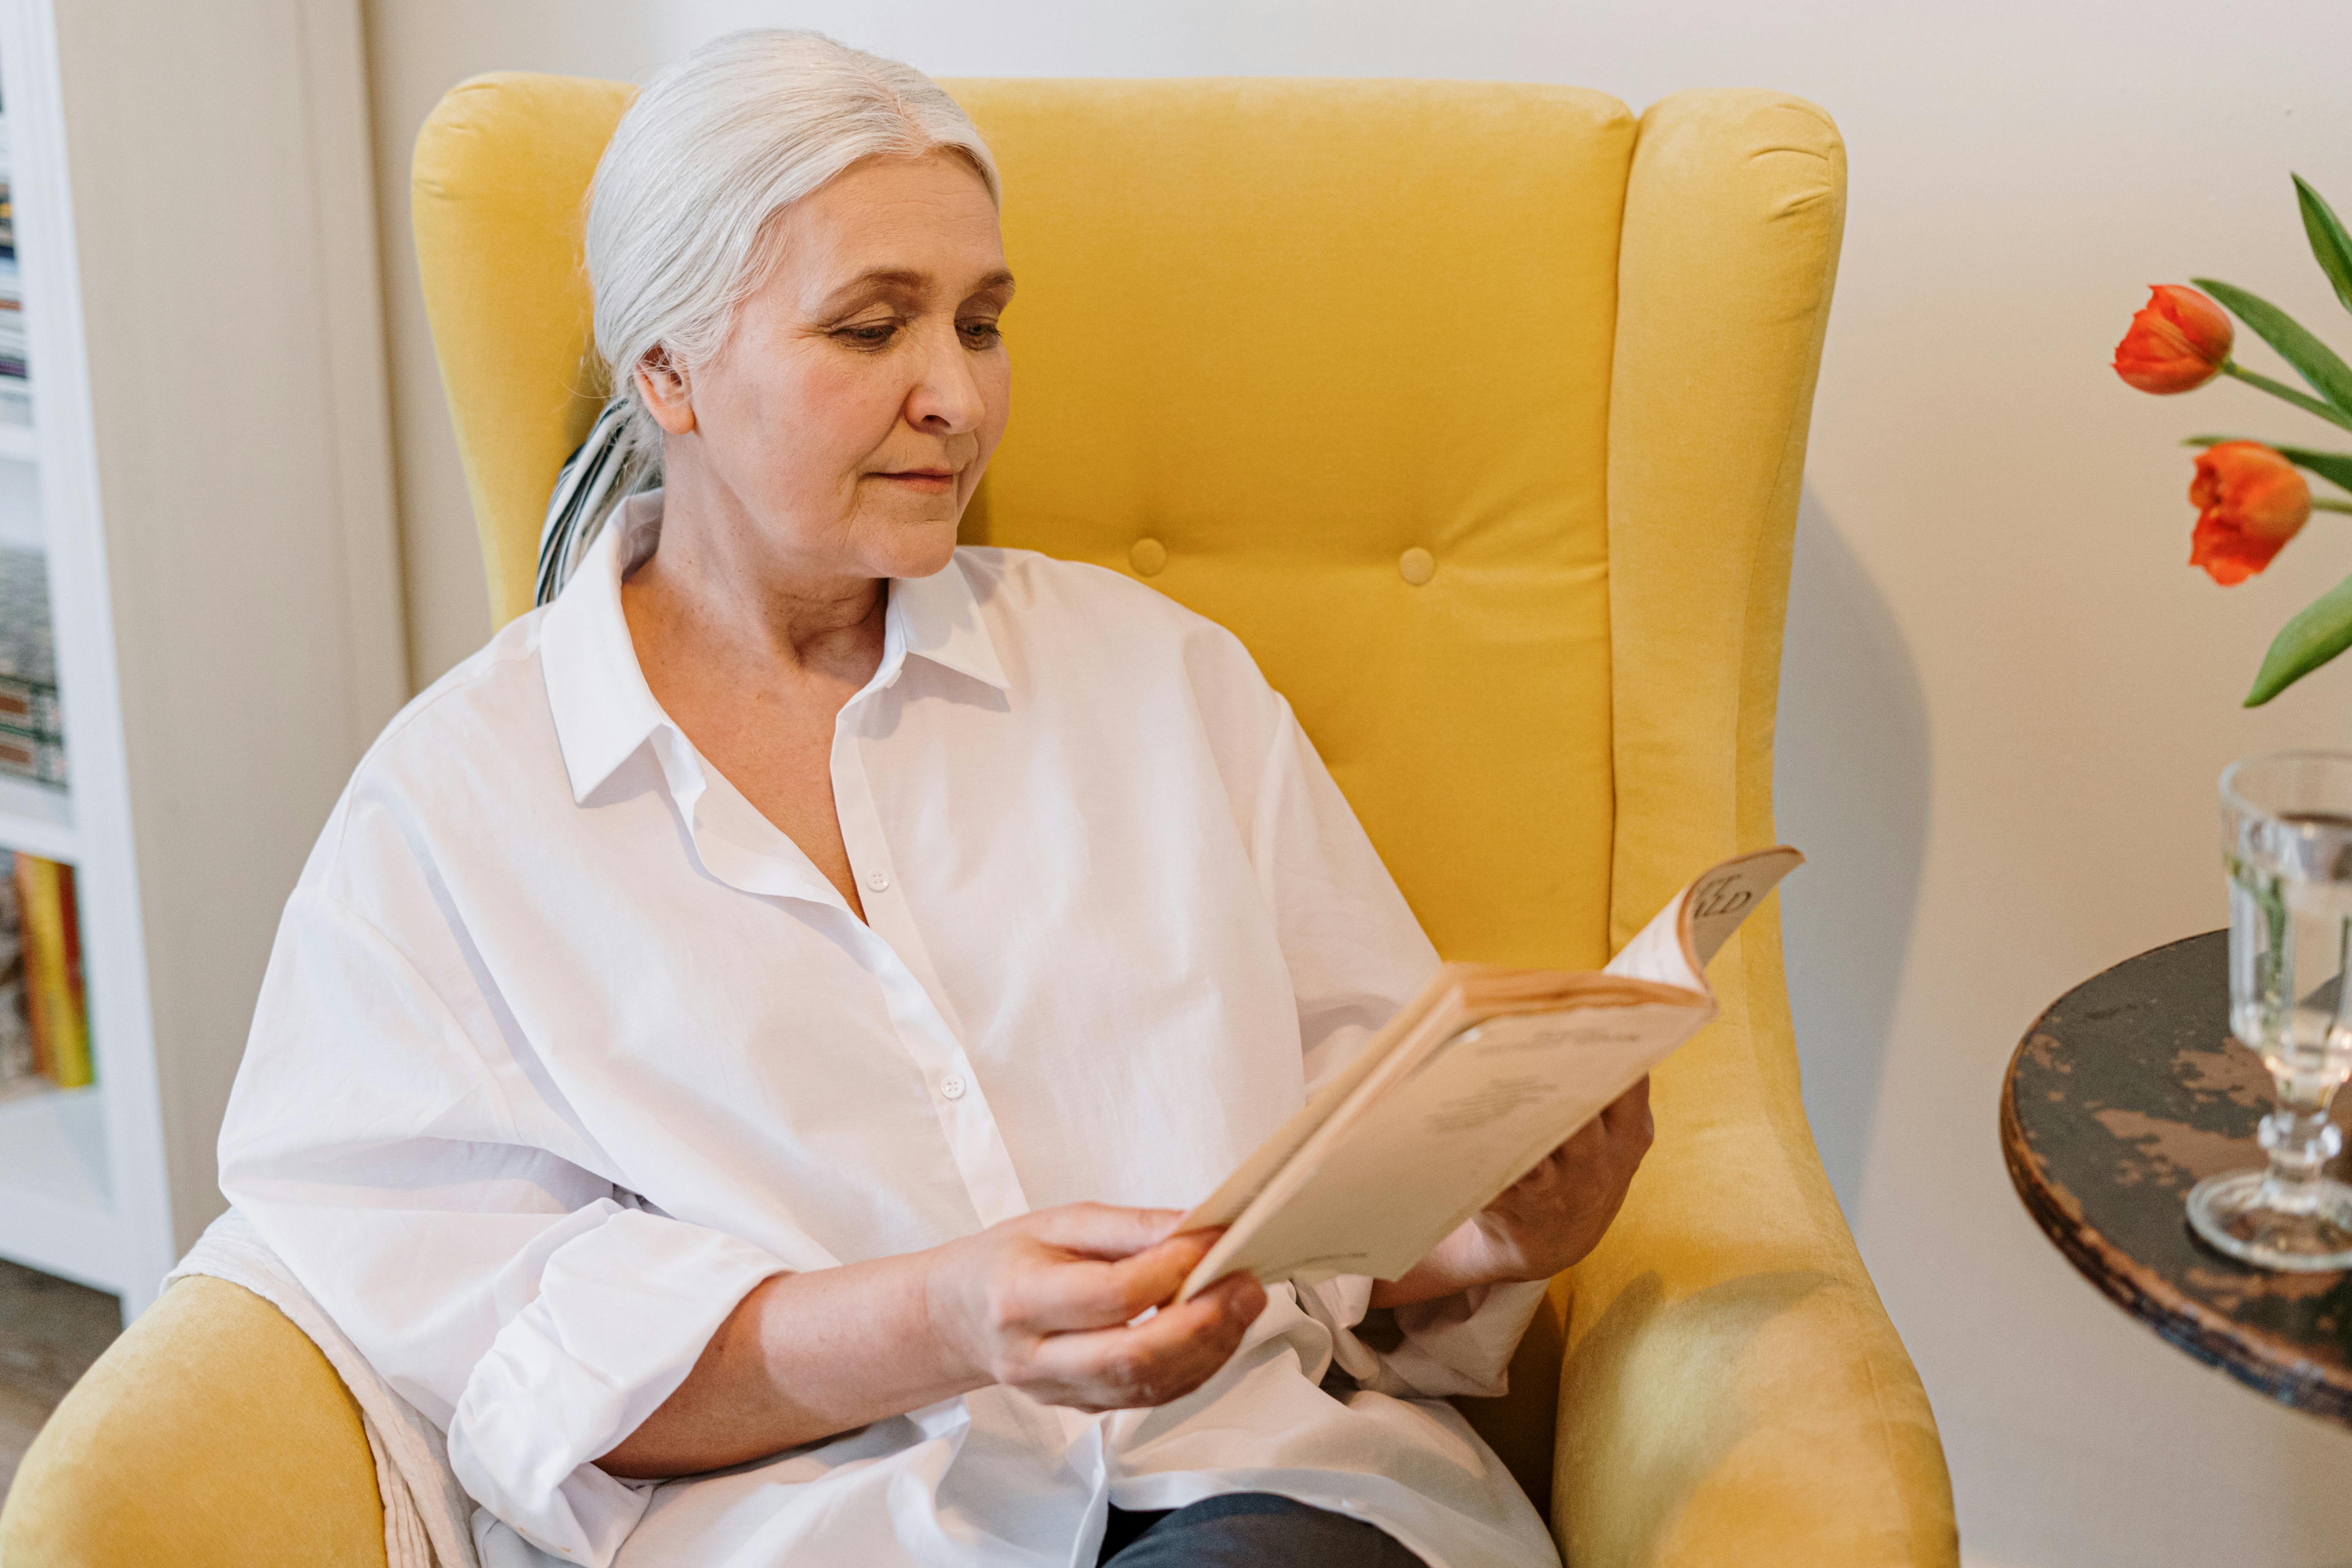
[866,869,890,892]
[941,1074,968,1100]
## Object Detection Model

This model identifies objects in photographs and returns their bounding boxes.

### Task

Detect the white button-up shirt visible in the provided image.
[219,495,1558,1568]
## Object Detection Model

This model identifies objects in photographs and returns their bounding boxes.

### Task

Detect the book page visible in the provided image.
[1177,982,1470,1231]
[1686,847,1804,968]
[1603,846,1805,988]
[1180,997,1711,1291]
[1176,846,1802,1299]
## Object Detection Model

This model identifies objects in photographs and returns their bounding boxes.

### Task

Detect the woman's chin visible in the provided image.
[869,518,963,580]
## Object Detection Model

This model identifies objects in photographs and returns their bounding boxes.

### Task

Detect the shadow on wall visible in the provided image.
[1774,486,1931,1219]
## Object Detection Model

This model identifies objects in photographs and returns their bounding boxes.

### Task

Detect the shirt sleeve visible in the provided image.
[218,812,787,1565]
[1232,677,1548,1400]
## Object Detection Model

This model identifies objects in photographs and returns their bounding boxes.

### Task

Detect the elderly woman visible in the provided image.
[219,30,1651,1568]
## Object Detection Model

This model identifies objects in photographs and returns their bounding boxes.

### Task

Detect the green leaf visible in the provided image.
[2297,175,2352,316]
[2274,442,2352,495]
[2246,572,2352,705]
[2196,276,2352,415]
[2184,435,2352,494]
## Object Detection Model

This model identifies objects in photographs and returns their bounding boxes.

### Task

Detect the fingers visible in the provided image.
[945,1207,1264,1407]
[1500,1080,1655,1208]
[1601,1076,1655,1145]
[1516,1115,1604,1188]
[1535,1078,1655,1178]
[1025,1202,1188,1259]
[1023,1270,1267,1409]
[1456,1079,1661,1287]
[1019,1230,1219,1331]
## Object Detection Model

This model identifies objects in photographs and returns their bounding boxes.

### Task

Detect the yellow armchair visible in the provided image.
[1,74,1956,1567]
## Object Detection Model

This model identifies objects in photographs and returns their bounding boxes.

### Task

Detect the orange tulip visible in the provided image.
[2189,442,2311,584]
[2115,285,2234,393]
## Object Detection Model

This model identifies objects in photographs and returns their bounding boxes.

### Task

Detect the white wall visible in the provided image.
[362,3,2352,1562]
[52,0,407,1269]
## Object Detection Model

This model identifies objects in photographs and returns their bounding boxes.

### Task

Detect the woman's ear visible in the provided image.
[635,347,697,436]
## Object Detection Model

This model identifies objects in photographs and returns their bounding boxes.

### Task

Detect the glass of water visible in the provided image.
[2188,751,2352,1270]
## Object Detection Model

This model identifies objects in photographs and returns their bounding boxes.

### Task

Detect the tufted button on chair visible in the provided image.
[0,74,1958,1567]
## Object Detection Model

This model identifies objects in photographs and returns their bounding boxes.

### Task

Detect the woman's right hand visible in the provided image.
[602,1204,1268,1480]
[924,1203,1268,1413]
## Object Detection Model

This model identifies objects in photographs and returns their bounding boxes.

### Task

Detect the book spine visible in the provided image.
[14,854,86,1087]
[50,861,86,1087]
[0,850,21,1085]
[13,851,52,1081]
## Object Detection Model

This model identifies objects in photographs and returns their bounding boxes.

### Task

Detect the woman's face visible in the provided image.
[642,150,1013,582]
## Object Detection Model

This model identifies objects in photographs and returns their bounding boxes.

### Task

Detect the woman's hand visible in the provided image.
[1370,1077,1655,1309]
[926,1204,1268,1413]
[601,1203,1265,1480]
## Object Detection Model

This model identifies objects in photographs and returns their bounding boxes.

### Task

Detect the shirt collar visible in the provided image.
[886,539,1009,696]
[539,489,1008,806]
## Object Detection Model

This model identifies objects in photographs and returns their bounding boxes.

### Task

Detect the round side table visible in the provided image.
[2001,930,2352,1426]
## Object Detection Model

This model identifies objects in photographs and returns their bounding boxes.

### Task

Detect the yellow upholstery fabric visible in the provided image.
[411,72,638,619]
[0,1276,386,1567]
[955,80,1621,971]
[0,73,1960,1568]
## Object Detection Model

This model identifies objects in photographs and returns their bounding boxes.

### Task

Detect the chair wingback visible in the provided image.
[411,72,635,625]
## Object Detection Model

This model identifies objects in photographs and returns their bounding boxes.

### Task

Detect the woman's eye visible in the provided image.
[960,319,1003,347]
[839,322,897,347]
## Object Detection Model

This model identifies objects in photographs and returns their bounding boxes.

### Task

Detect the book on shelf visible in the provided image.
[0,547,62,787]
[0,726,63,785]
[0,850,28,1091]
[0,673,57,734]
[0,110,14,261]
[0,108,23,380]
[11,851,88,1088]
[0,257,23,384]
[0,107,27,399]
[1175,846,1801,1300]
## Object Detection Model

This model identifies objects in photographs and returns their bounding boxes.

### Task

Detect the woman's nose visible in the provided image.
[906,323,987,434]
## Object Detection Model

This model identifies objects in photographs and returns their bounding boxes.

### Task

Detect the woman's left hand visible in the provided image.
[1369,1077,1654,1309]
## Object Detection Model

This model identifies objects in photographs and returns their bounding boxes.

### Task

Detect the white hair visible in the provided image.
[576,29,999,540]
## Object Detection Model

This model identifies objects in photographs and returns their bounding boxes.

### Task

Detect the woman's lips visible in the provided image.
[875,470,957,488]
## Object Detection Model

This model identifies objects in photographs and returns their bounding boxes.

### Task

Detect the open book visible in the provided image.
[1175,846,1802,1300]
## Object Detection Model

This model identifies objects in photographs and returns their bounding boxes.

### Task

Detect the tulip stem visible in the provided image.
[2315,499,2352,515]
[2221,361,2352,434]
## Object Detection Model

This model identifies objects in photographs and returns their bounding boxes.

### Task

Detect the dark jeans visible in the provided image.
[1097,1492,1427,1566]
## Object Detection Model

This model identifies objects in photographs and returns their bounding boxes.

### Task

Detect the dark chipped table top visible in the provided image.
[2001,930,2352,1425]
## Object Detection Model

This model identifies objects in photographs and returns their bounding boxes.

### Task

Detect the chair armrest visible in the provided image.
[1551,909,1956,1566]
[0,1275,387,1568]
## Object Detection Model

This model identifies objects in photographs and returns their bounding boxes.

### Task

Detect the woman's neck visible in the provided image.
[622,463,887,685]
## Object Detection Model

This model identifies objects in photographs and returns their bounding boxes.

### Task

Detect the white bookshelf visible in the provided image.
[0,0,404,1318]
[0,0,158,1311]
[0,773,72,860]
[0,421,39,466]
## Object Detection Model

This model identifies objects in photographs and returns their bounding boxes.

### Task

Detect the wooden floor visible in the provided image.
[0,1258,119,1503]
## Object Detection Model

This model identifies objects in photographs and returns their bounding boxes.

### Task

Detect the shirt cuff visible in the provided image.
[447,1209,786,1564]
[1301,1274,1550,1400]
